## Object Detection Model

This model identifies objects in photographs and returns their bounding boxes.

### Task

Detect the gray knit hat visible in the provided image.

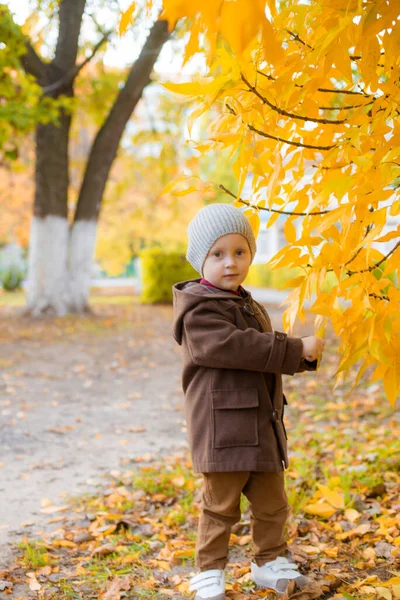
[186,203,257,276]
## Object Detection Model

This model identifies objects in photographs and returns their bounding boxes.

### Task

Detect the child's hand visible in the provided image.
[301,336,325,362]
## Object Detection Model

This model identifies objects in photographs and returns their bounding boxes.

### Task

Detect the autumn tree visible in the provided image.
[2,1,170,315]
[0,6,67,160]
[122,0,400,404]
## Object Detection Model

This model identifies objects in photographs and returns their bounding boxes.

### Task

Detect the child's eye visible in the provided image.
[214,252,221,257]
[236,250,244,255]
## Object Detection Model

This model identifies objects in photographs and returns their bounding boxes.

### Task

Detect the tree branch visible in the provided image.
[256,70,375,97]
[20,38,47,81]
[220,185,331,216]
[226,104,338,151]
[42,31,111,94]
[241,74,346,125]
[74,19,171,222]
[369,292,390,301]
[346,240,400,276]
[54,0,86,71]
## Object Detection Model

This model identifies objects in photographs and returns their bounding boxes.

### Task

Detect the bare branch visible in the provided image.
[256,69,375,98]
[42,31,111,94]
[226,104,338,151]
[241,74,346,125]
[220,185,331,216]
[369,292,390,301]
[319,102,372,110]
[285,29,313,49]
[20,38,47,81]
[347,240,400,276]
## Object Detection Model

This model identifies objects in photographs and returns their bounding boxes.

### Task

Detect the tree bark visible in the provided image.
[75,20,170,222]
[67,19,170,312]
[25,0,86,315]
[19,3,170,315]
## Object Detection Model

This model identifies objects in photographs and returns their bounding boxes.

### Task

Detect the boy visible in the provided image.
[172,203,325,600]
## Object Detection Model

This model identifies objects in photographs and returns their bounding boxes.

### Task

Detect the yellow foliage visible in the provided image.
[120,0,400,405]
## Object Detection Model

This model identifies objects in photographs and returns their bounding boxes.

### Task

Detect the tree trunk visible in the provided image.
[20,0,170,316]
[24,0,86,316]
[26,105,72,315]
[67,19,170,312]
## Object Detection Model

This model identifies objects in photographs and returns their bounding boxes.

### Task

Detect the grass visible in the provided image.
[0,289,140,307]
[17,539,50,568]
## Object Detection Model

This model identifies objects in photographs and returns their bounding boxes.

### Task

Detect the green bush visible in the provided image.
[2,268,24,291]
[139,249,198,304]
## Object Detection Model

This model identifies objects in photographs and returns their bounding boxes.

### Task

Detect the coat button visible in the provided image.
[276,332,285,341]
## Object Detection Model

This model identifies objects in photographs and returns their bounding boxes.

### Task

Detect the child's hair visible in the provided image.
[186,203,256,276]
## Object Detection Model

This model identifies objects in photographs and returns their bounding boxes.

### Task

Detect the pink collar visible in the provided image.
[200,278,243,296]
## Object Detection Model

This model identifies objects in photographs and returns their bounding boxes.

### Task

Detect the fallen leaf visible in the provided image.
[376,587,392,600]
[40,504,69,514]
[101,576,131,600]
[27,573,41,591]
[172,476,185,487]
[91,544,116,557]
[317,484,345,509]
[295,544,321,555]
[344,508,360,523]
[304,502,337,518]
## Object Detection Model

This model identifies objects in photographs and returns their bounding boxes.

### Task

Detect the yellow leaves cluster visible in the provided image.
[351,576,400,600]
[122,0,400,405]
[304,482,345,519]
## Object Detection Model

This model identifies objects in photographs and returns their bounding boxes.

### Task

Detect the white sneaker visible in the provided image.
[189,569,225,600]
[251,556,307,593]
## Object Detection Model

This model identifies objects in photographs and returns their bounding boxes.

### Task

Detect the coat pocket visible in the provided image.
[211,389,259,449]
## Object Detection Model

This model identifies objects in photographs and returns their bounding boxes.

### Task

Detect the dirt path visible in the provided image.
[0,303,188,566]
[0,297,286,568]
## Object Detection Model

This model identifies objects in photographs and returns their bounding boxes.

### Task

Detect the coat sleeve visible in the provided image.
[183,300,304,376]
[297,357,318,372]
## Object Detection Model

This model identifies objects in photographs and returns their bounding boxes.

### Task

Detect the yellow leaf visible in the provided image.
[119,2,137,36]
[172,476,185,487]
[317,484,345,509]
[384,368,400,407]
[363,547,376,562]
[344,508,360,523]
[361,586,379,595]
[154,560,172,572]
[243,209,260,239]
[392,585,400,599]
[376,587,392,600]
[52,540,77,548]
[304,502,337,518]
[284,218,297,243]
[295,544,321,555]
[219,0,267,55]
[359,34,381,87]
[238,535,252,546]
[324,547,338,558]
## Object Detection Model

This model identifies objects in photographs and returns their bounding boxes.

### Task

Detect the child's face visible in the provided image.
[202,233,252,291]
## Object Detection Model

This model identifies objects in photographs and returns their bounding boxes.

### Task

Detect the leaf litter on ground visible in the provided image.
[0,309,399,599]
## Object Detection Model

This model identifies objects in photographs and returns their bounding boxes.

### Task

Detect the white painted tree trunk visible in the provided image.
[68,220,97,312]
[26,217,97,316]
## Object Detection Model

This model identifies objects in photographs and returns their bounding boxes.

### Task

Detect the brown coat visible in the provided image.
[172,279,317,473]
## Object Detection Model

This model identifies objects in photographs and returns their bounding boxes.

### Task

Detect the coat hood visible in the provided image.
[172,278,250,345]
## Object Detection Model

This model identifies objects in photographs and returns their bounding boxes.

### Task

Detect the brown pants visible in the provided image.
[196,471,288,571]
